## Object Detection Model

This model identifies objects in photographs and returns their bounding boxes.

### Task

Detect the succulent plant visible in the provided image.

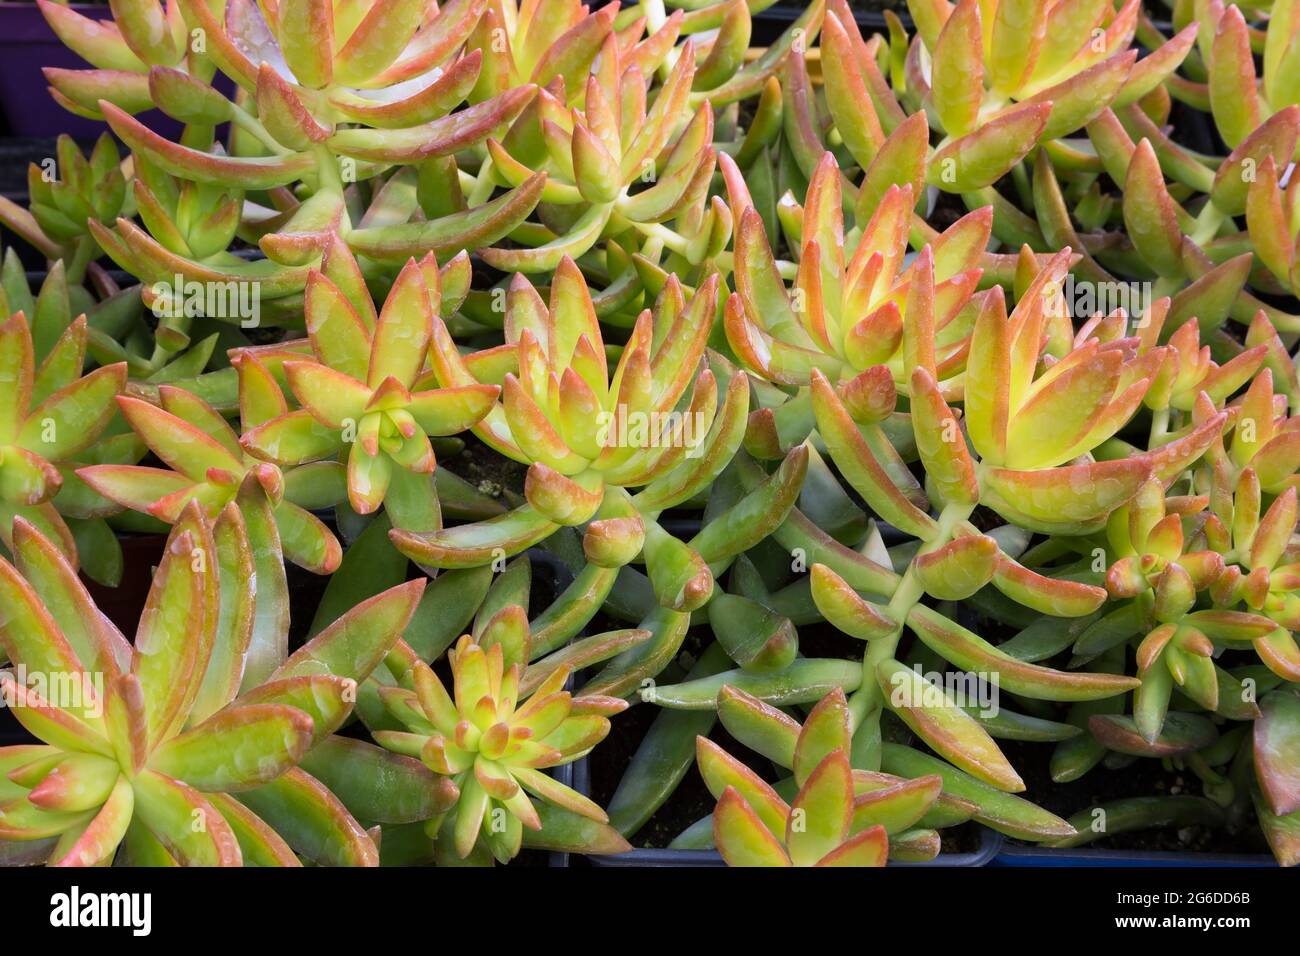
[697,686,951,866]
[1209,367,1300,494]
[1060,621,1300,866]
[1247,155,1300,300]
[1102,477,1234,738]
[128,155,241,269]
[1211,475,1300,661]
[1123,131,1295,319]
[1250,686,1300,865]
[0,503,424,866]
[236,239,498,531]
[646,223,1184,808]
[0,261,161,588]
[42,0,543,310]
[0,191,251,421]
[724,151,990,456]
[391,256,753,605]
[76,235,499,561]
[905,0,1192,147]
[5,0,1297,871]
[1200,0,1300,150]
[480,38,720,273]
[1136,303,1269,430]
[0,308,127,570]
[804,0,1195,247]
[372,606,630,864]
[0,134,131,287]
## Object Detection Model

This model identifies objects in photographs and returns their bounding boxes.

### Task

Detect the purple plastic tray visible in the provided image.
[0,3,201,140]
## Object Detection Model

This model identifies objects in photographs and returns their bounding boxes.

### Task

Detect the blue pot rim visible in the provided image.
[587,822,1003,867]
[992,841,1277,868]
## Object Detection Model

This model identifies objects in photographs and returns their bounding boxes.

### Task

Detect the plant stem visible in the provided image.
[66,235,95,287]
[1149,406,1170,447]
[1189,200,1227,248]
[467,158,498,207]
[230,107,291,156]
[847,500,975,732]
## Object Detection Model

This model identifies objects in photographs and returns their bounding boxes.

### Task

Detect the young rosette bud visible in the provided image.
[1206,469,1300,683]
[728,152,986,396]
[0,503,425,866]
[1105,478,1226,605]
[725,151,990,467]
[1204,368,1300,499]
[0,135,130,280]
[1136,300,1268,421]
[238,241,499,532]
[698,687,942,866]
[0,312,127,567]
[1100,478,1231,740]
[128,156,242,270]
[391,257,759,612]
[482,28,721,272]
[373,605,630,864]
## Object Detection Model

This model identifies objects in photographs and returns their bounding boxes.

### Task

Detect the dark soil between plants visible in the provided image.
[999,737,1272,857]
[449,434,529,502]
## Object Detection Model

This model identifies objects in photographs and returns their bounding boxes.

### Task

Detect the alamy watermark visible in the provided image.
[1053,275,1154,324]
[1,665,104,719]
[50,887,151,936]
[595,406,709,456]
[887,664,1000,718]
[149,273,261,328]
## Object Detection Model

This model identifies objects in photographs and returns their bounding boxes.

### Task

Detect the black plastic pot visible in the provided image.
[0,697,27,745]
[750,3,901,46]
[749,2,1176,45]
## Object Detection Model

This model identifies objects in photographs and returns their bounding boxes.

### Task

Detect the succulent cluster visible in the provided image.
[374,618,628,863]
[698,687,946,866]
[0,0,1298,868]
[0,503,423,865]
